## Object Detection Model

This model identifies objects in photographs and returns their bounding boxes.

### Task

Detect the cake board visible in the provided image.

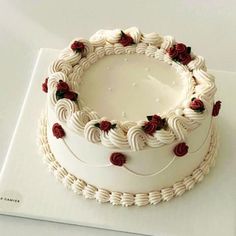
[0,49,235,236]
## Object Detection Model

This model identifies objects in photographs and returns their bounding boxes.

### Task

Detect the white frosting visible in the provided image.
[40,28,220,206]
[89,29,107,47]
[55,98,78,123]
[141,32,162,46]
[124,27,141,43]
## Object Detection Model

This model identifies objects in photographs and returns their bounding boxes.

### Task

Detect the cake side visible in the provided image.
[47,106,213,193]
[39,112,218,206]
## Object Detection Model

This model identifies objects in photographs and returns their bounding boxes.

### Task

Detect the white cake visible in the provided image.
[38,27,222,206]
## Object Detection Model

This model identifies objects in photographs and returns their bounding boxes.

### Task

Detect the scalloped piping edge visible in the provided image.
[38,113,218,207]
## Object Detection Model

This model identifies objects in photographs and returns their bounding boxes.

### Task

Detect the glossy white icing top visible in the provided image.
[79,54,186,121]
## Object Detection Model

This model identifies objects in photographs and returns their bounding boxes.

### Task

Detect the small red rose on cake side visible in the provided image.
[174,142,189,157]
[71,41,85,53]
[118,31,134,47]
[110,152,126,166]
[190,98,205,112]
[42,77,48,93]
[212,101,222,117]
[52,123,65,139]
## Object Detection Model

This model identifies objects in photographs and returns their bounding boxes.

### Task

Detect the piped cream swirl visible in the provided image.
[127,125,147,151]
[84,120,101,143]
[55,99,78,122]
[68,111,91,134]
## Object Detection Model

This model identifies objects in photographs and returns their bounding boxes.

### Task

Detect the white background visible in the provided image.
[0,0,235,235]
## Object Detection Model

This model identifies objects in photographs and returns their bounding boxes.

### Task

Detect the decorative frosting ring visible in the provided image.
[46,27,217,151]
[55,98,78,122]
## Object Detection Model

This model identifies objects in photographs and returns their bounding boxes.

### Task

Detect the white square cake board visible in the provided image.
[0,49,235,236]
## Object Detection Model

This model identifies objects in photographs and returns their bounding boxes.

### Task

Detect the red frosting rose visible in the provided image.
[175,43,187,54]
[71,41,85,53]
[152,115,165,130]
[100,120,112,132]
[57,80,70,93]
[212,101,222,117]
[178,53,192,65]
[190,98,205,112]
[110,152,126,166]
[52,123,65,139]
[118,31,134,47]
[64,91,78,101]
[42,78,48,93]
[143,121,158,135]
[167,46,178,59]
[174,142,189,157]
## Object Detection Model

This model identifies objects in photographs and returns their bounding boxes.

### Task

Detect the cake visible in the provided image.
[39,27,222,207]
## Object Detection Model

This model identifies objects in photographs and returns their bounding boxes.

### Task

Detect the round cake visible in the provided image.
[39,27,222,207]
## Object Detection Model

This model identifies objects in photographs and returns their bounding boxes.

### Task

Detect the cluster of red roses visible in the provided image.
[167,43,192,65]
[189,97,221,117]
[142,115,166,136]
[56,80,78,101]
[42,79,78,102]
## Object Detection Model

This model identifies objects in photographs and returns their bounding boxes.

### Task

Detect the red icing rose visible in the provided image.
[110,152,126,166]
[212,101,222,117]
[64,91,78,101]
[151,114,161,122]
[143,121,158,135]
[100,120,112,132]
[57,80,70,93]
[167,46,178,59]
[178,53,192,65]
[52,123,65,139]
[71,41,85,53]
[42,78,48,93]
[174,142,189,157]
[190,98,205,112]
[151,115,165,130]
[118,31,134,47]
[175,43,187,54]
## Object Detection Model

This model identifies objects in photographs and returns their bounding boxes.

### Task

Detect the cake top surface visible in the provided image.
[45,27,217,151]
[79,53,187,121]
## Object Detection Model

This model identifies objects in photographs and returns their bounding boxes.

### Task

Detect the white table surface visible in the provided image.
[0,1,235,235]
